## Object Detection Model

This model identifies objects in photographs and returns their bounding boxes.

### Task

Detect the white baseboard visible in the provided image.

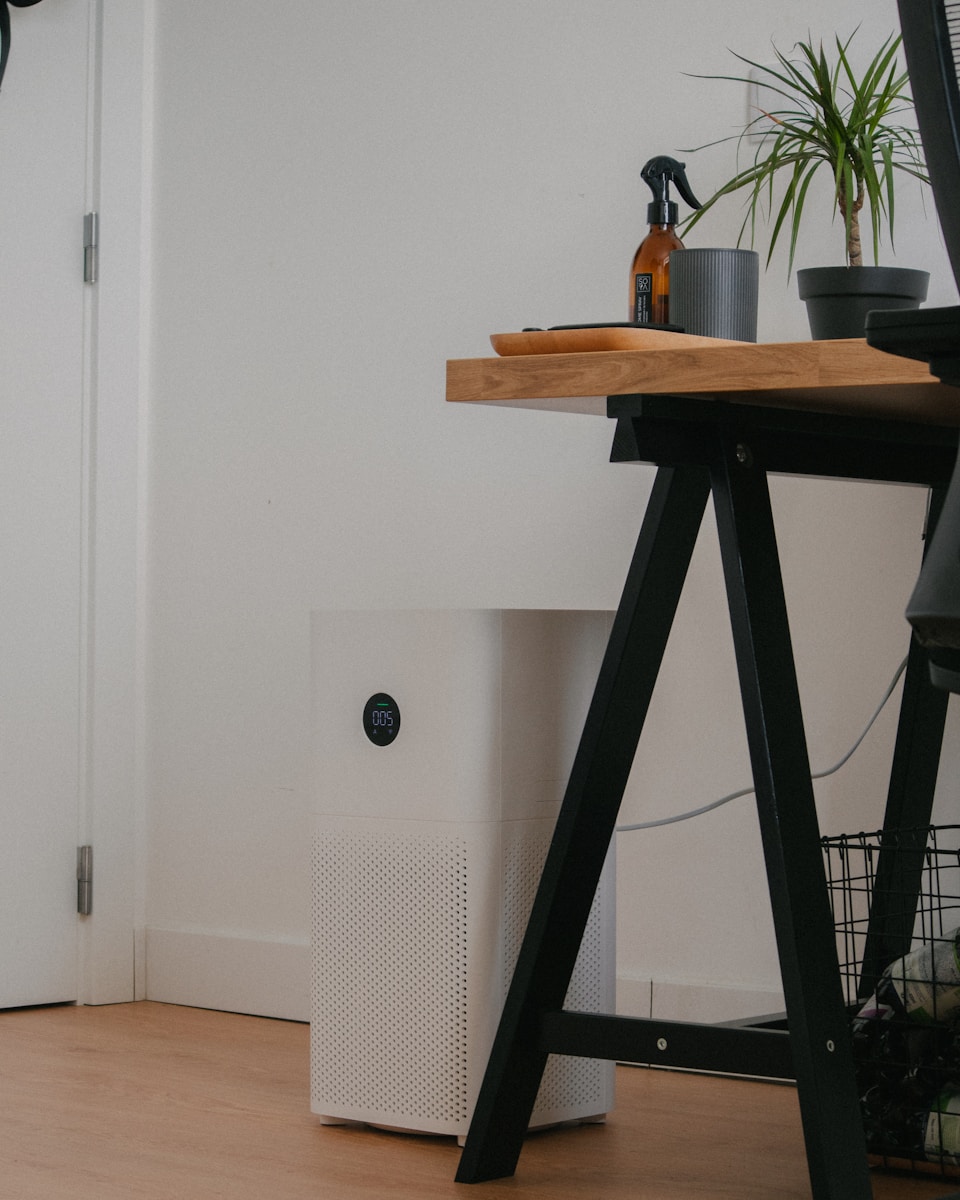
[617,974,785,1025]
[652,980,785,1025]
[143,929,784,1035]
[144,928,310,1022]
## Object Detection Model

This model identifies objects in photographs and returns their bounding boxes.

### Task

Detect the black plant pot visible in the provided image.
[797,265,930,340]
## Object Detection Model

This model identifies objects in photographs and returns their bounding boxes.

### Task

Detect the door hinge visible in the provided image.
[77,845,93,916]
[83,212,98,284]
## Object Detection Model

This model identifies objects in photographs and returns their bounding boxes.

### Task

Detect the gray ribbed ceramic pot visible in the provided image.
[797,266,929,340]
[669,248,759,341]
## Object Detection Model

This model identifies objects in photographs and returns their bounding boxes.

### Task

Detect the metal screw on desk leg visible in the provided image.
[826,1040,835,1053]
[736,443,753,467]
[656,1038,668,1051]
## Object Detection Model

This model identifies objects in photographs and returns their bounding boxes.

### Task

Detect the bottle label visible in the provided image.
[926,1088,960,1163]
[886,932,960,1023]
[634,273,653,323]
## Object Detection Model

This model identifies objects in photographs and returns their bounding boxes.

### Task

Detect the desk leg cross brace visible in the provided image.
[456,438,873,1199]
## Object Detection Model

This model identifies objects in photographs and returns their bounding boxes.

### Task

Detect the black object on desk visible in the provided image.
[867,0,960,693]
[455,393,959,1200]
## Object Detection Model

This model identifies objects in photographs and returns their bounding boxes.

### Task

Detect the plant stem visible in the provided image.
[839,172,865,267]
[848,209,863,268]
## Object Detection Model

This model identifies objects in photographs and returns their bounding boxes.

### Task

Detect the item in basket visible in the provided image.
[925,1086,960,1165]
[861,1084,916,1156]
[857,927,960,1025]
[855,1025,952,1114]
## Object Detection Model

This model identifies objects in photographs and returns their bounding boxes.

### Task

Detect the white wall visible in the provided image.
[140,0,959,1021]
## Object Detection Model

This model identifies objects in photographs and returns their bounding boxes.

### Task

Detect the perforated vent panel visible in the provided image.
[311,832,469,1126]
[503,836,607,1119]
[311,823,611,1135]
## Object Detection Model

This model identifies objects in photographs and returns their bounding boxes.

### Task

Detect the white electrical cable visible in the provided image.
[615,655,910,833]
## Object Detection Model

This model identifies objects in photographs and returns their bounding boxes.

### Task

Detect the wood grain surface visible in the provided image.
[0,1001,949,1199]
[448,339,960,424]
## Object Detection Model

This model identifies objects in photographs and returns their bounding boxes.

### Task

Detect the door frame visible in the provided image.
[77,0,151,1004]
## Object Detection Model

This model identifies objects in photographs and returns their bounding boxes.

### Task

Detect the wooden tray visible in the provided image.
[490,327,746,356]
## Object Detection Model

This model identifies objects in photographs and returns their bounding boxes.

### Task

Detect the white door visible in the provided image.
[0,0,93,1007]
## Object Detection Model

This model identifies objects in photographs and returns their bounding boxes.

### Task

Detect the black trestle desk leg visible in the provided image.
[858,483,950,998]
[856,634,949,994]
[710,433,872,1200]
[455,463,711,1184]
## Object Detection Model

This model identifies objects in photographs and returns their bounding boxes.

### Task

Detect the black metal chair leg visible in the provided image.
[455,464,711,1184]
[710,431,873,1200]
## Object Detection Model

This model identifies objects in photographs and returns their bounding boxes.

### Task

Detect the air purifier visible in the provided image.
[309,608,616,1141]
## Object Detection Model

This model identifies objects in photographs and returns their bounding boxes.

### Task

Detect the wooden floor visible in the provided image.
[0,1001,956,1200]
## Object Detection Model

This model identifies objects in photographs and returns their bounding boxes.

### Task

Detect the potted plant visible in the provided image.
[682,30,931,339]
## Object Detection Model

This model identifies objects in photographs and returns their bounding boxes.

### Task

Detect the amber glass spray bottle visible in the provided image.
[630,156,701,324]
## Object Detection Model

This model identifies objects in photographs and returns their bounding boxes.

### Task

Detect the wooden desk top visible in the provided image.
[446,338,960,426]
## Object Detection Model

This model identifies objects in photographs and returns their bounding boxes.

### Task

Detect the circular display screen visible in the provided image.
[362,693,400,746]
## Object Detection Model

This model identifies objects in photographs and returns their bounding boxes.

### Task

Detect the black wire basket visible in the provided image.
[823,825,960,1177]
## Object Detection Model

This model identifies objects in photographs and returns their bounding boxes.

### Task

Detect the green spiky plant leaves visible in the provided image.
[683,31,930,272]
